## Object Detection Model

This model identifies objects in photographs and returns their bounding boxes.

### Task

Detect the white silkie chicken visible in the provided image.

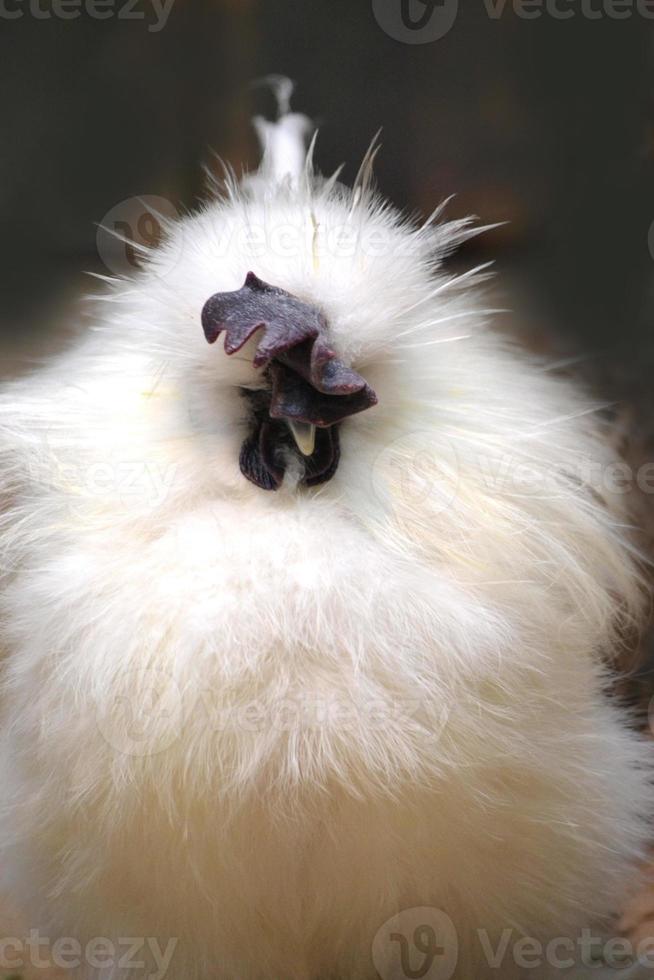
[0,85,651,980]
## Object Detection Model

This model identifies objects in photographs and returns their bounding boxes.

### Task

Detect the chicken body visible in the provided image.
[0,110,651,979]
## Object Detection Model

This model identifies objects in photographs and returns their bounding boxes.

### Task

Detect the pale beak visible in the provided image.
[287,419,316,456]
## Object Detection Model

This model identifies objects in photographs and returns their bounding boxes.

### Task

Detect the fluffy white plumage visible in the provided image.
[0,92,651,979]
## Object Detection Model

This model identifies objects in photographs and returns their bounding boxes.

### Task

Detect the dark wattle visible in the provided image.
[305,426,340,487]
[238,392,340,491]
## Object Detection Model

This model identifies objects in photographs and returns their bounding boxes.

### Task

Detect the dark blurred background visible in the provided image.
[1,0,653,357]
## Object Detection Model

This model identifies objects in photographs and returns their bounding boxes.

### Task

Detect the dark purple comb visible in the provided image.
[201,272,377,490]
